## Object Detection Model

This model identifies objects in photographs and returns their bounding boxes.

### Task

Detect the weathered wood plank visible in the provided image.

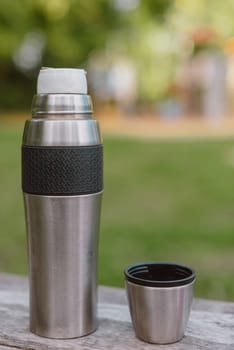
[1,273,234,313]
[0,347,21,350]
[0,274,233,350]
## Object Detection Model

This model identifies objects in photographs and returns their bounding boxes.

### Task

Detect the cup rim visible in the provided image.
[124,261,195,287]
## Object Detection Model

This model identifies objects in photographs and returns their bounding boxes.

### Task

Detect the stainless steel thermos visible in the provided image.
[22,68,103,338]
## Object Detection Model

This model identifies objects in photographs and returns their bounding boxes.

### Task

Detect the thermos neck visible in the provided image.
[32,94,93,117]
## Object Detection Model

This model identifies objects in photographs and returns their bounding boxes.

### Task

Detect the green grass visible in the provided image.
[0,121,234,301]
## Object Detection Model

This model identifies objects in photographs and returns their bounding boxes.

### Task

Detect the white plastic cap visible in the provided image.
[37,67,87,94]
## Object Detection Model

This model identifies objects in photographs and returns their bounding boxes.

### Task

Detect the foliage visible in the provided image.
[1,0,234,107]
[0,0,172,109]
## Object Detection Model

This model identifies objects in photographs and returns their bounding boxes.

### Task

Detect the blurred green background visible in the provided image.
[0,0,234,301]
[1,121,234,300]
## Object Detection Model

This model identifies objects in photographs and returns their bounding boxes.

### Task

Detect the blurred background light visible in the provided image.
[113,0,140,12]
[13,32,45,72]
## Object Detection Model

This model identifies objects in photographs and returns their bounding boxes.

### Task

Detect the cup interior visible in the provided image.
[125,262,195,287]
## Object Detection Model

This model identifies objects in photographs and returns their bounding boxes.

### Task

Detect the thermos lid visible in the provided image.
[37,67,88,94]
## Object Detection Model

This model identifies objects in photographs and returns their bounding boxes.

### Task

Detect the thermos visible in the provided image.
[22,68,103,338]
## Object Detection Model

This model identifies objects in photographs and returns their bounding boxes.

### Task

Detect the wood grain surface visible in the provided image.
[0,273,233,350]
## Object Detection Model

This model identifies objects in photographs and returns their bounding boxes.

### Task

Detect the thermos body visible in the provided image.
[22,72,103,338]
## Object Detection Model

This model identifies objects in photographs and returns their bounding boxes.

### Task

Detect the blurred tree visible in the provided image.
[0,0,171,109]
[2,0,234,109]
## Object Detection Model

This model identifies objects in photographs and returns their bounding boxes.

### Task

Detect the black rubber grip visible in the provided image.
[22,145,103,195]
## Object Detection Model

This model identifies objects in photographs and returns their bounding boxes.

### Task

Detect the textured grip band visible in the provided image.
[22,145,103,195]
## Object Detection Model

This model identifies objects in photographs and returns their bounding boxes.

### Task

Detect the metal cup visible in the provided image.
[125,262,195,344]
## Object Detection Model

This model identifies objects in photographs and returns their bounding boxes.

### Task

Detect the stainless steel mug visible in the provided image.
[125,262,195,344]
[22,68,103,338]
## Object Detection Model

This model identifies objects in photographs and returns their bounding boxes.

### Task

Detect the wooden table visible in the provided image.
[0,273,233,349]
